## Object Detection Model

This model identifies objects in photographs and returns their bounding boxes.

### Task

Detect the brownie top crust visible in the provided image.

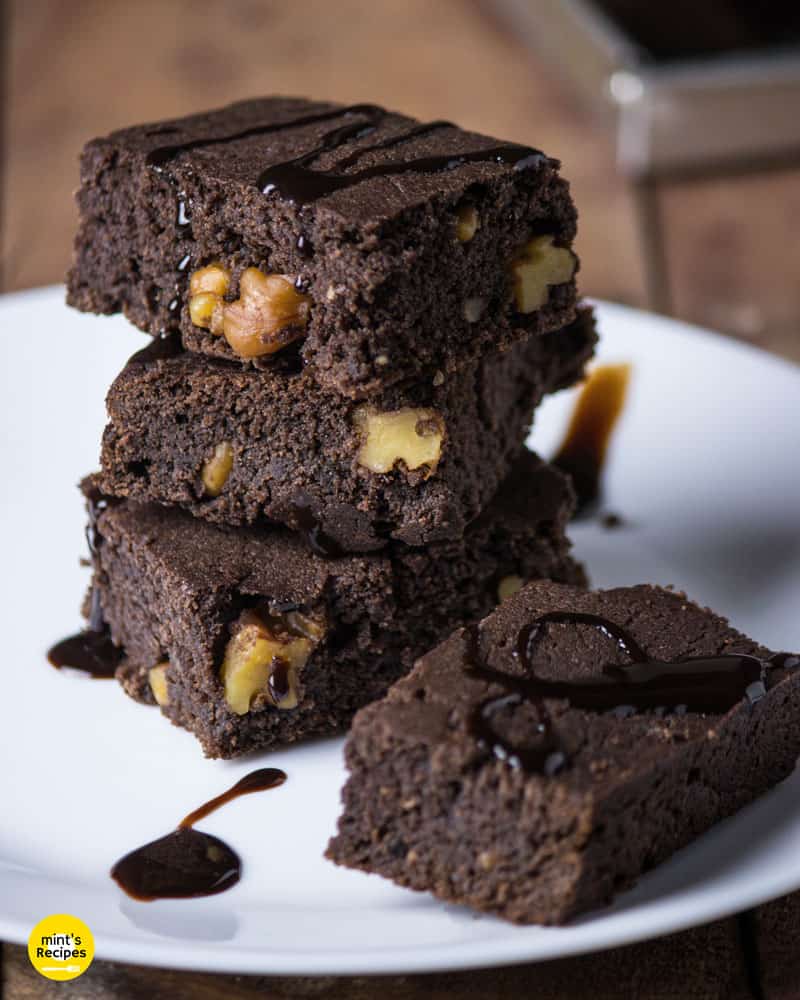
[328,581,800,925]
[68,96,578,396]
[94,96,561,223]
[356,581,794,787]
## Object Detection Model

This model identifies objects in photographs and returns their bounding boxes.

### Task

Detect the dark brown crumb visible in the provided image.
[327,580,800,925]
[67,96,579,398]
[99,309,597,551]
[88,451,585,758]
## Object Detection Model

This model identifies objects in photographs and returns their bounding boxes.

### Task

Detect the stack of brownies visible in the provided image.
[65,97,596,758]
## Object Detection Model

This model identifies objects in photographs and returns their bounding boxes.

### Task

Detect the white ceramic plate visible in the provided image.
[2,288,800,975]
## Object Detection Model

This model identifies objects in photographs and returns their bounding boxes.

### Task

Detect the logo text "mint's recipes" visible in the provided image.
[28,914,95,981]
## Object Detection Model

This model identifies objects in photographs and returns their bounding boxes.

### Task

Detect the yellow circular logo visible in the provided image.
[28,914,94,981]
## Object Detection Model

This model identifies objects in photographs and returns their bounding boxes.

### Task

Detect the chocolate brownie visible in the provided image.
[98,309,596,551]
[66,97,579,398]
[327,581,800,924]
[86,451,584,758]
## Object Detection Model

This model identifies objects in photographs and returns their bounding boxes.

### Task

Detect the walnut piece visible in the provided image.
[188,263,311,357]
[188,263,230,335]
[456,204,480,242]
[354,407,445,476]
[510,235,576,313]
[190,262,230,298]
[201,441,234,497]
[222,268,311,358]
[497,574,525,603]
[148,661,170,706]
[220,607,325,715]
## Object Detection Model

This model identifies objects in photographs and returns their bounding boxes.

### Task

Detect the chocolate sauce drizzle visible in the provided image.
[47,488,124,677]
[84,484,109,559]
[464,612,775,774]
[145,104,544,206]
[111,768,286,901]
[145,105,374,168]
[552,364,631,517]
[257,129,542,206]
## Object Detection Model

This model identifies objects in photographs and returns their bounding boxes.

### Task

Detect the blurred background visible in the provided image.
[3,0,799,358]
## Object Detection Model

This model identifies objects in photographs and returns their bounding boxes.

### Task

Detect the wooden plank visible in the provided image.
[6,894,800,997]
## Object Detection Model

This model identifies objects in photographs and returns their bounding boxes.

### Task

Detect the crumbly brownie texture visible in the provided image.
[327,582,800,924]
[98,309,597,551]
[87,452,584,758]
[67,97,578,398]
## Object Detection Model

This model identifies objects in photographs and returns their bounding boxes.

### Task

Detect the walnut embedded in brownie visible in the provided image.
[66,97,579,398]
[98,308,597,551]
[326,581,800,925]
[86,450,584,758]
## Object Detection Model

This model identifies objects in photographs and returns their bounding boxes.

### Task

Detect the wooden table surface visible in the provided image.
[3,1,800,996]
[4,894,800,999]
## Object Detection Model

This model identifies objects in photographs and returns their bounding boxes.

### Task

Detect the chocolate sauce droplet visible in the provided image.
[176,196,192,231]
[83,484,110,558]
[111,768,286,901]
[47,628,123,679]
[296,234,313,258]
[288,496,344,557]
[268,660,291,704]
[127,333,183,367]
[111,828,240,902]
[88,585,105,633]
[552,364,631,517]
[464,612,771,774]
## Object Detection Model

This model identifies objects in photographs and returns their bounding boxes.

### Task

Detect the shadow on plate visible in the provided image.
[120,896,239,941]
[652,520,800,614]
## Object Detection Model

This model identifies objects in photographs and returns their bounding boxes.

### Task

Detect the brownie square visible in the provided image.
[87,451,584,758]
[327,581,800,924]
[98,308,596,551]
[67,97,578,398]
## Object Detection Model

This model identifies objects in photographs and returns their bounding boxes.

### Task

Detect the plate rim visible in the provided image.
[3,805,800,976]
[2,286,799,975]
